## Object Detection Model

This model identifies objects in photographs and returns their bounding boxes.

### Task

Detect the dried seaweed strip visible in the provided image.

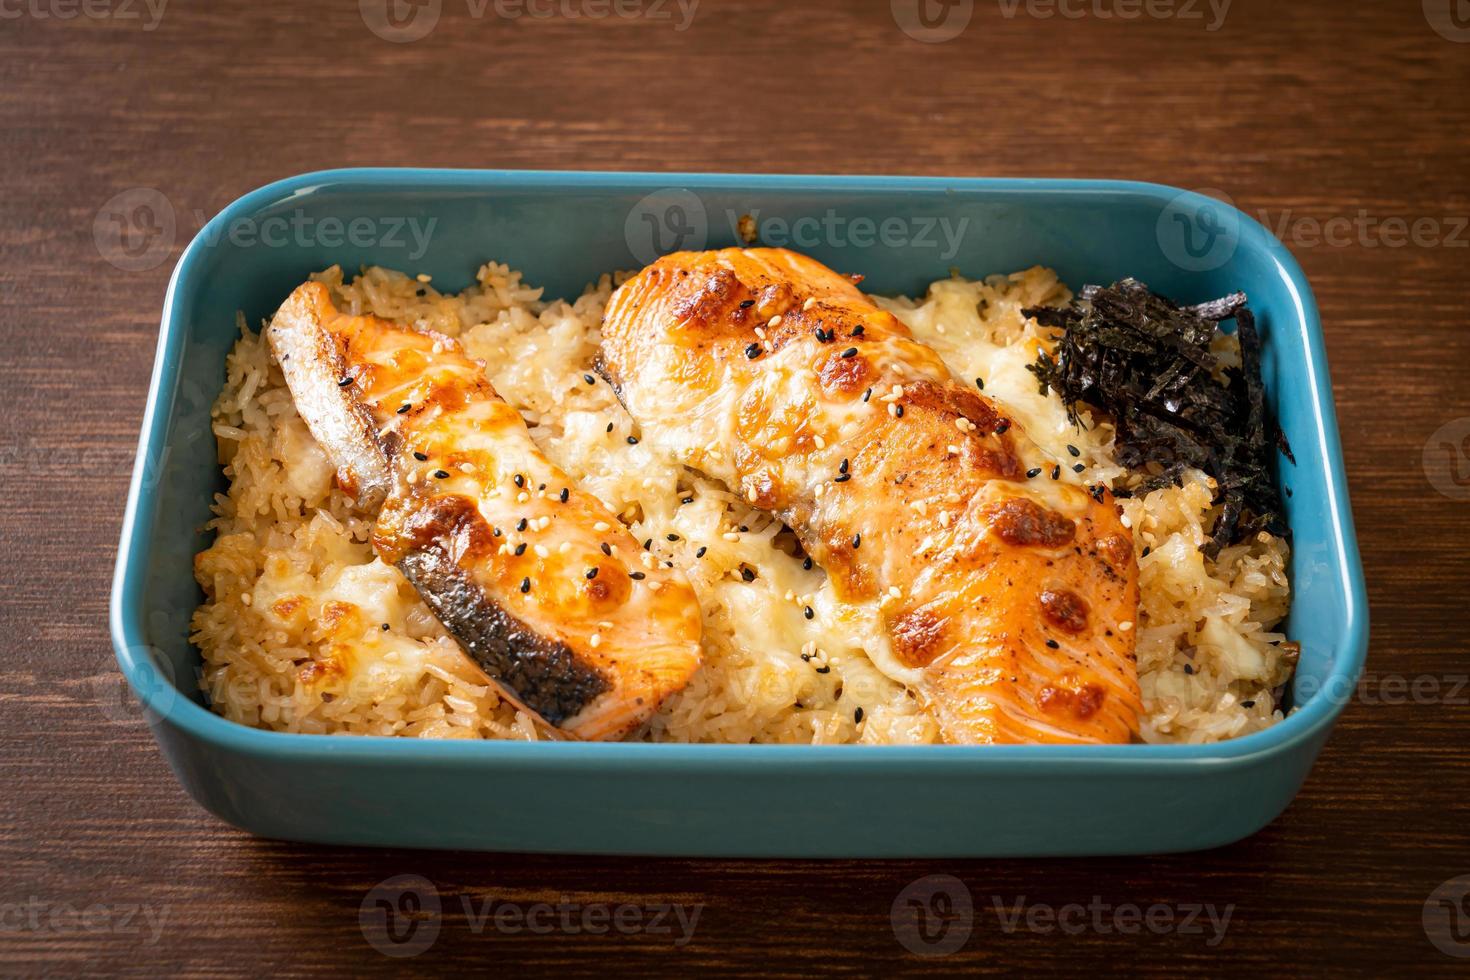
[1026,279,1291,557]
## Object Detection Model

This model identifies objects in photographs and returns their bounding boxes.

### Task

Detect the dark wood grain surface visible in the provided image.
[3,0,1468,974]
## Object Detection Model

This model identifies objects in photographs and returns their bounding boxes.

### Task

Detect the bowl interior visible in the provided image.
[119,172,1362,740]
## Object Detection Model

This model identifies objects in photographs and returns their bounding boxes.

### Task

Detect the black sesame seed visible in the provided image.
[740,567,756,582]
[841,347,858,358]
[739,525,748,532]
[851,325,864,336]
[517,518,528,532]
[643,539,652,550]
[600,542,612,556]
[397,403,411,414]
[1184,663,1195,675]
[627,436,639,445]
[815,665,831,674]
[583,374,596,385]
[337,376,353,387]
[804,606,814,620]
[695,546,707,558]
[1067,444,1081,457]
[519,577,531,593]
[586,567,599,580]
[745,343,762,359]
[862,388,872,402]
[666,533,680,541]
[538,483,546,491]
[682,496,694,505]
[413,451,428,461]
[854,706,864,723]
[629,571,646,580]
[1141,546,1151,557]
[1045,639,1060,649]
[1051,465,1061,480]
[803,557,813,570]
[975,377,984,390]
[559,487,570,503]
[514,543,527,556]
[415,287,427,297]
[739,299,754,308]
[1073,463,1086,473]
[839,458,849,474]
[513,474,525,488]
[1241,699,1256,708]
[381,623,390,631]
[606,422,614,433]
[851,533,861,549]
[493,527,502,537]
[894,404,904,418]
[995,420,1011,435]
[1026,467,1042,479]
[834,473,851,483]
[434,470,450,479]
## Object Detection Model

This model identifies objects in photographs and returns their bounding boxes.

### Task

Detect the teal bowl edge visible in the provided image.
[107,169,1370,856]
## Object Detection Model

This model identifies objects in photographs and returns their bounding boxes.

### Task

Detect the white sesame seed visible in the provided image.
[947,444,959,455]
[814,435,826,449]
[888,586,902,599]
[559,541,571,554]
[723,531,741,542]
[534,545,550,559]
[459,463,474,474]
[590,634,601,648]
[416,273,431,283]
[802,297,816,311]
[747,486,758,503]
[594,521,610,532]
[517,491,529,503]
[768,314,783,327]
[1119,620,1134,632]
[648,581,661,592]
[240,592,252,606]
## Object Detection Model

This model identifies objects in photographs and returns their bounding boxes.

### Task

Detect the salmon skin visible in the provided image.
[596,248,1142,744]
[268,282,703,740]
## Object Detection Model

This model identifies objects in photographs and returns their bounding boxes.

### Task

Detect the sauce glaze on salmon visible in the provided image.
[596,248,1142,744]
[268,282,703,739]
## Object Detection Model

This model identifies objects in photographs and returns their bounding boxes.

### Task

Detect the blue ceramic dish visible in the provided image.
[110,170,1367,857]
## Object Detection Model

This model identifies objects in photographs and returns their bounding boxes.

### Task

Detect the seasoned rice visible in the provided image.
[190,262,1294,743]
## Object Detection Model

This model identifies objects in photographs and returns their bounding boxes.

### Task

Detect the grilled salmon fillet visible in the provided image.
[268,282,702,739]
[597,248,1142,744]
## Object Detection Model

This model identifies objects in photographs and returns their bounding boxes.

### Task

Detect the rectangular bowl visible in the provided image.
[110,169,1367,857]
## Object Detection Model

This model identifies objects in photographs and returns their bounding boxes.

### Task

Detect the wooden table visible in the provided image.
[4,1,1467,974]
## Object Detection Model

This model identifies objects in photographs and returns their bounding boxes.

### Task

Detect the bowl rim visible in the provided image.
[109,167,1368,769]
